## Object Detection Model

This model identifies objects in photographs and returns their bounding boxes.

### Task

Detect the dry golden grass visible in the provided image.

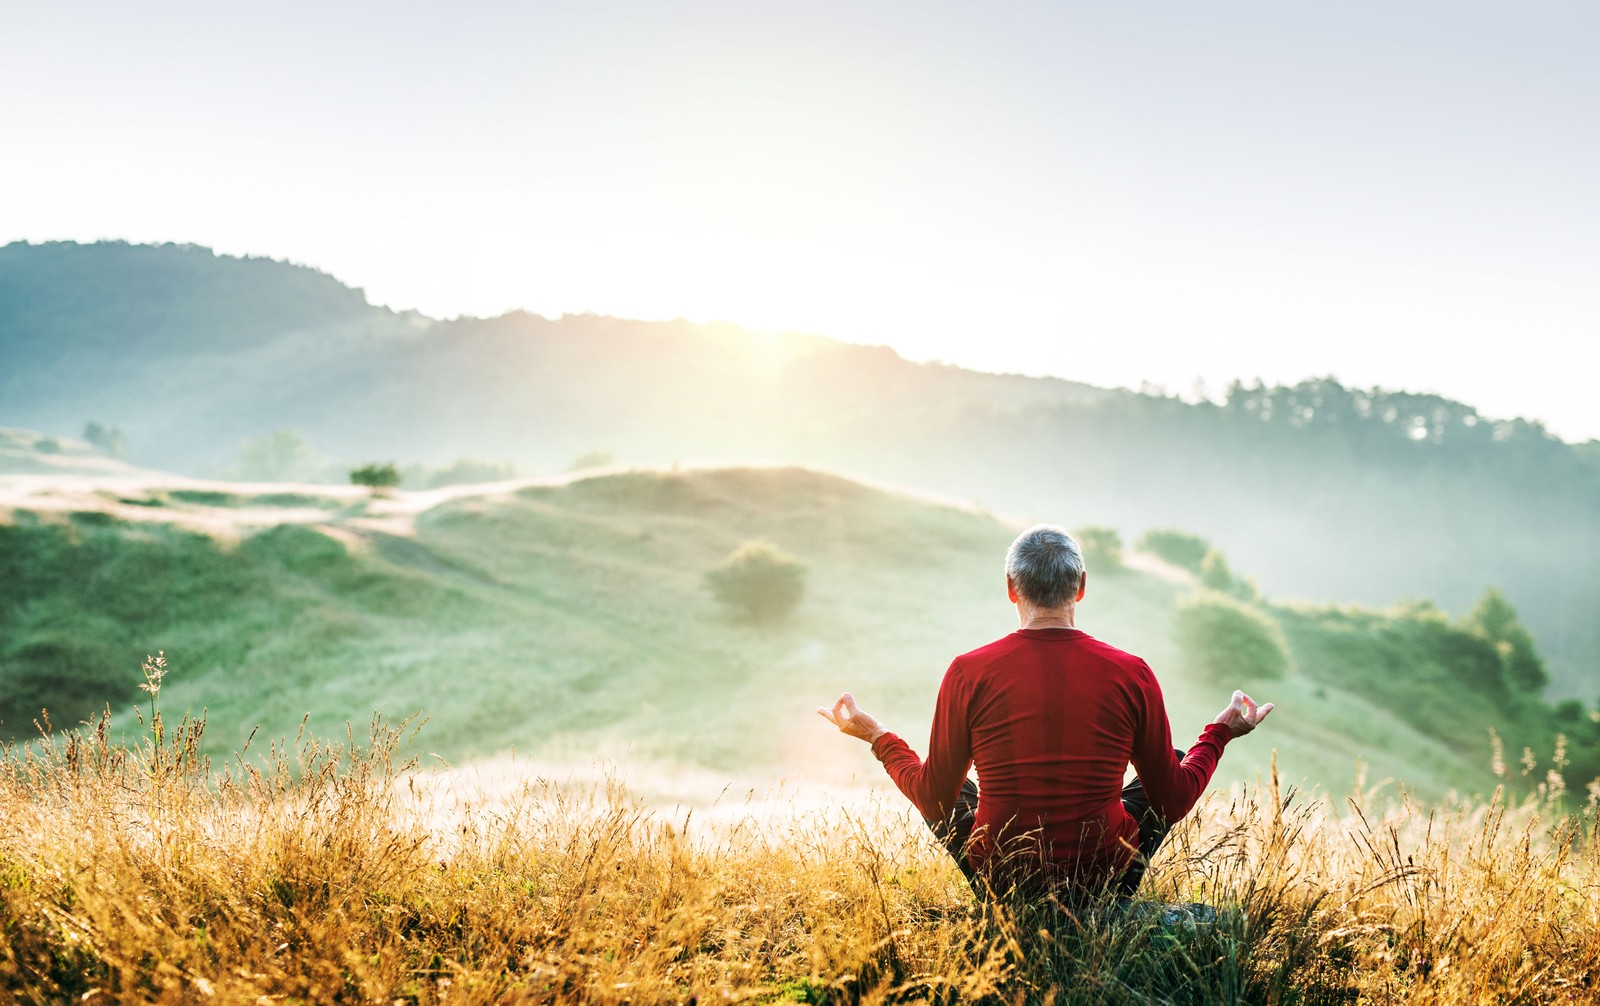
[2,677,1597,1005]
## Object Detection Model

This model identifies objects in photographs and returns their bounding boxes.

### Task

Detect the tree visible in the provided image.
[1463,587,1548,692]
[1136,529,1211,574]
[568,450,616,472]
[1199,549,1234,592]
[230,431,327,482]
[704,539,806,624]
[82,422,128,459]
[425,458,522,488]
[349,462,402,495]
[1073,527,1124,573]
[1174,591,1292,683]
[1199,548,1258,601]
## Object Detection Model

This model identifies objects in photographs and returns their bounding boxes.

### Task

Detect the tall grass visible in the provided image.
[1,687,1596,1004]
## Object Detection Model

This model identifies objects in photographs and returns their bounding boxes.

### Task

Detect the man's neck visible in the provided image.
[1019,605,1076,630]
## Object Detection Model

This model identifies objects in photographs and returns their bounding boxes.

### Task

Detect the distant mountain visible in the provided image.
[0,240,1110,474]
[3,240,1597,700]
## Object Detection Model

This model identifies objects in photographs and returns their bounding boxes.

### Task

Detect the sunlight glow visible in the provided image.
[3,1,1597,438]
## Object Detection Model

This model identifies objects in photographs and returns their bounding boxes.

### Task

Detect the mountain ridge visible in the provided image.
[3,240,1597,701]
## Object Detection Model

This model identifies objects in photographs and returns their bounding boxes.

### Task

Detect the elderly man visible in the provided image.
[819,524,1273,900]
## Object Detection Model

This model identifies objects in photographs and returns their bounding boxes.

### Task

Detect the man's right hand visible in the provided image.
[1214,690,1274,737]
[818,692,888,745]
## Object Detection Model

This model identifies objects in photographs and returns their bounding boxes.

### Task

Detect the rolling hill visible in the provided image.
[3,459,1590,804]
[3,240,1598,702]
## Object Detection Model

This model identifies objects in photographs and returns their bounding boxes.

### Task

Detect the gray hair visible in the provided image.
[1005,524,1084,609]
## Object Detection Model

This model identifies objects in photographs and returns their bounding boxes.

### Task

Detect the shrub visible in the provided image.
[423,458,522,489]
[1136,529,1211,574]
[1073,527,1124,573]
[1463,587,1548,693]
[1199,548,1259,601]
[83,422,128,459]
[231,430,329,482]
[1198,549,1234,592]
[349,462,402,495]
[1174,590,1292,682]
[704,539,806,624]
[568,450,616,472]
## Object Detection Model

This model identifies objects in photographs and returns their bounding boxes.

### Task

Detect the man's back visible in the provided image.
[873,627,1231,884]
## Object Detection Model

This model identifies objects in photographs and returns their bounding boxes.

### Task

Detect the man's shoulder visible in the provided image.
[952,630,1150,669]
[952,632,1028,666]
[1077,633,1150,667]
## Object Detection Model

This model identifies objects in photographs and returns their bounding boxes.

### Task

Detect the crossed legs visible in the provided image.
[923,750,1185,900]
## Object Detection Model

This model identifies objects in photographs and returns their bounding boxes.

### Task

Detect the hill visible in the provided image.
[3,463,1592,803]
[0,240,1108,476]
[0,426,154,478]
[3,240,1598,701]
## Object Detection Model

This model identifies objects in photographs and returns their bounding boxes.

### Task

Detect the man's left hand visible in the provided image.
[1214,689,1275,737]
[817,692,888,744]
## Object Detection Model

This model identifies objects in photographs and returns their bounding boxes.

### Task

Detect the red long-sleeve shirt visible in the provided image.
[871,627,1231,885]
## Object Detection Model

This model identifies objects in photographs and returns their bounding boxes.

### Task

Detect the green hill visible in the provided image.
[3,463,1590,803]
[0,427,152,477]
[4,240,1598,703]
[0,240,1107,477]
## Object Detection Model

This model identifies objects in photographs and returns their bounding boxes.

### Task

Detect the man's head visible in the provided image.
[1004,524,1086,610]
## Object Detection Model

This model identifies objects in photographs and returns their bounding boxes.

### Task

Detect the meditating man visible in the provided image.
[818,524,1274,901]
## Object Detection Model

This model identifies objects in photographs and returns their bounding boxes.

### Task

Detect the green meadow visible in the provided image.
[3,464,1588,804]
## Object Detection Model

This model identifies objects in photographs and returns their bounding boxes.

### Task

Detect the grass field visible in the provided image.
[5,463,1599,1002]
[0,463,1540,802]
[2,697,1596,1004]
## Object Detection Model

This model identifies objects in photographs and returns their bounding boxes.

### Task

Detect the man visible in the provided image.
[818,524,1273,900]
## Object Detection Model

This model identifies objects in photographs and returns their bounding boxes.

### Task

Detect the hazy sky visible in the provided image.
[5,1,1597,438]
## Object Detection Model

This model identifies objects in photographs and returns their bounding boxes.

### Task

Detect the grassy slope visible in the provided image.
[0,466,1504,801]
[7,242,1599,703]
[0,427,154,477]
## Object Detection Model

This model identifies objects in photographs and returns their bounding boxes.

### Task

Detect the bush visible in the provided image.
[350,462,402,495]
[1073,527,1123,573]
[1463,587,1548,693]
[704,539,806,624]
[1198,548,1258,601]
[422,458,522,489]
[1392,600,1511,699]
[83,422,128,459]
[1136,529,1211,574]
[231,430,329,482]
[568,450,616,472]
[1174,590,1292,683]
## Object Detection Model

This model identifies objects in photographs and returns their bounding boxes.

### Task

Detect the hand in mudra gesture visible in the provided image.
[1213,690,1274,737]
[817,692,888,744]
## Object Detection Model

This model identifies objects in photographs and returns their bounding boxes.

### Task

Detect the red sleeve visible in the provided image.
[1129,662,1231,823]
[868,661,972,822]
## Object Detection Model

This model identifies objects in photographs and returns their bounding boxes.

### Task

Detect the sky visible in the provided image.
[4,1,1598,439]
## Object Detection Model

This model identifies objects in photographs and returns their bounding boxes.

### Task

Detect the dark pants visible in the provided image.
[923,750,1184,901]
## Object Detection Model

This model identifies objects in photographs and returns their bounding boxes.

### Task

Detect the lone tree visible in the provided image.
[704,539,807,624]
[349,462,402,495]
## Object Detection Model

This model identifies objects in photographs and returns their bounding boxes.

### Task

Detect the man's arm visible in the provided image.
[1129,671,1275,824]
[818,664,972,822]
